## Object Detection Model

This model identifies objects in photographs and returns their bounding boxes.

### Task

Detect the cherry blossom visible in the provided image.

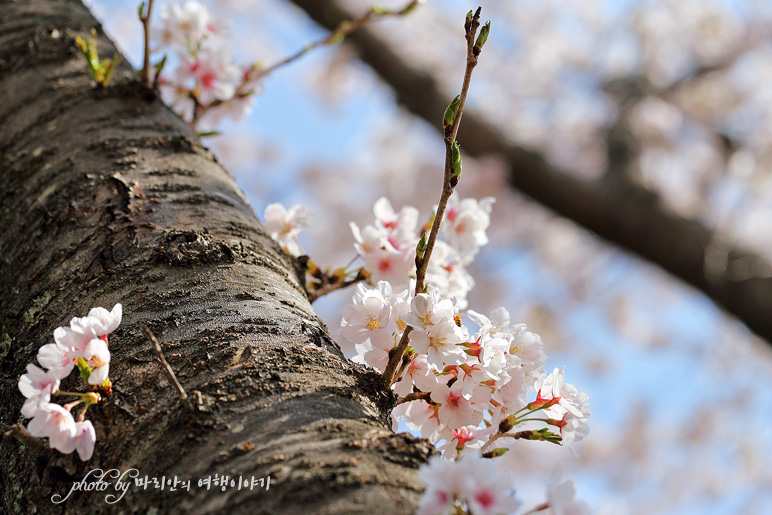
[37,342,75,379]
[430,382,482,430]
[154,0,218,51]
[75,303,122,339]
[417,454,522,515]
[546,469,591,515]
[263,202,312,252]
[58,420,97,461]
[84,338,111,385]
[18,364,60,418]
[441,196,495,264]
[177,47,241,105]
[27,403,77,451]
[18,304,122,461]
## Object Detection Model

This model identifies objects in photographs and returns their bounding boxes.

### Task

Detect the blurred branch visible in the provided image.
[288,0,772,347]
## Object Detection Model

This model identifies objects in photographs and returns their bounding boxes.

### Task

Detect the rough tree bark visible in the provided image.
[0,1,431,513]
[289,0,772,347]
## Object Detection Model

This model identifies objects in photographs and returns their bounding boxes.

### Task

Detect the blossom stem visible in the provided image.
[480,431,502,454]
[382,7,485,387]
[63,400,84,412]
[54,390,92,398]
[341,254,361,274]
[522,503,550,515]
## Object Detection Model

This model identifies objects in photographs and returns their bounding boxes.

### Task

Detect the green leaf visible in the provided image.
[443,95,461,133]
[102,54,122,87]
[75,357,93,383]
[451,141,462,180]
[474,21,491,54]
[487,447,509,458]
[154,54,168,76]
[465,10,474,28]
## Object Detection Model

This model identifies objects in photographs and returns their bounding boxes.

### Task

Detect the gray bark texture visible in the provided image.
[0,1,430,513]
[288,0,772,347]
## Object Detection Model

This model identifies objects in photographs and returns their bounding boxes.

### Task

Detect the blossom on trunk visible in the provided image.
[27,403,76,451]
[263,202,312,250]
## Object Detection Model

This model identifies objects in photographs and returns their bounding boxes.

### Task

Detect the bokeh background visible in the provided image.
[86,0,772,513]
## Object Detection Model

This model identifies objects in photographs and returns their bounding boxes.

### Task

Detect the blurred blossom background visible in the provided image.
[87,0,772,513]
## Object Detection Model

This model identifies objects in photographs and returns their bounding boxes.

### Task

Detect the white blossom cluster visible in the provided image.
[18,304,122,461]
[350,196,493,309]
[337,196,589,513]
[263,193,591,513]
[339,279,590,455]
[153,1,258,126]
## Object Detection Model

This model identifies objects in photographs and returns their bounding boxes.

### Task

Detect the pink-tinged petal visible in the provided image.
[75,421,96,461]
[88,363,110,385]
[18,364,60,399]
[37,343,74,379]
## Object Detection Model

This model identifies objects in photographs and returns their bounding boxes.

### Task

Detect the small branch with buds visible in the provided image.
[143,325,193,412]
[382,7,489,387]
[191,0,424,126]
[305,257,369,302]
[255,0,424,80]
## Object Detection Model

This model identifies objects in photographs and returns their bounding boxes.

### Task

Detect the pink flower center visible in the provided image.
[452,427,474,446]
[475,489,496,509]
[378,259,392,272]
[201,72,215,88]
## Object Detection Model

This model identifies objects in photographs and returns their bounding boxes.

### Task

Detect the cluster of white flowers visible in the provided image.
[153,1,258,125]
[18,304,122,461]
[341,196,589,513]
[419,457,589,515]
[418,454,522,515]
[264,193,590,513]
[351,196,492,309]
[339,280,590,456]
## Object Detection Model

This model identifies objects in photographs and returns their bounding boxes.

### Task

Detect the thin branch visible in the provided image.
[139,0,155,89]
[4,423,47,450]
[192,0,422,125]
[521,503,550,515]
[307,266,368,302]
[395,391,431,405]
[382,8,486,387]
[143,325,194,412]
[256,0,423,80]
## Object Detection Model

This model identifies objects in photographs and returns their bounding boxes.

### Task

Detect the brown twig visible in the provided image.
[395,391,431,405]
[143,325,193,412]
[256,0,423,80]
[4,423,46,449]
[191,0,423,125]
[382,7,486,387]
[139,0,155,89]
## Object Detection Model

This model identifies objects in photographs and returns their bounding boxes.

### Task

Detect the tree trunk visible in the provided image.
[0,1,429,513]
[288,0,772,348]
